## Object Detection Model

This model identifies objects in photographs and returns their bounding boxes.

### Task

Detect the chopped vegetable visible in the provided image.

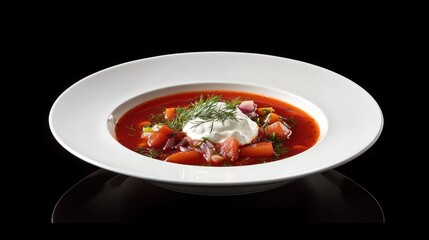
[217,137,240,162]
[240,142,274,157]
[265,132,288,156]
[145,132,169,148]
[165,150,206,165]
[114,91,321,167]
[264,121,291,140]
[256,107,274,116]
[165,108,176,120]
[157,125,175,136]
[137,121,151,129]
[238,100,256,114]
[264,113,280,125]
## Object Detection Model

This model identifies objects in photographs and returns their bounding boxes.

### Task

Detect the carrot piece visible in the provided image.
[165,150,206,165]
[146,132,169,148]
[137,121,151,128]
[256,107,274,116]
[165,108,176,120]
[218,137,239,162]
[209,154,226,166]
[240,142,274,157]
[158,125,175,136]
[265,113,280,124]
[264,122,291,140]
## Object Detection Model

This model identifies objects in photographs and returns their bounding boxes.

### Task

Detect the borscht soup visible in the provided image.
[115,90,320,166]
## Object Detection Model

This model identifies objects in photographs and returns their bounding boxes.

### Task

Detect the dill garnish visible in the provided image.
[282,116,297,128]
[161,95,241,132]
[189,95,241,132]
[136,147,162,159]
[266,133,288,156]
[149,113,164,124]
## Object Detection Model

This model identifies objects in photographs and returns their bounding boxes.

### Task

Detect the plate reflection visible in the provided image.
[52,169,384,223]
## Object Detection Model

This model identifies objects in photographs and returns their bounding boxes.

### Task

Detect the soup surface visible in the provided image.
[115,90,319,166]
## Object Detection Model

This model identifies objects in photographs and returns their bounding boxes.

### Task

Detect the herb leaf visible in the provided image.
[265,133,288,156]
[162,95,241,132]
[136,147,162,159]
[281,116,297,128]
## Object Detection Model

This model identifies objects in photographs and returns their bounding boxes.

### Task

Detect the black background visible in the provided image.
[11,9,417,227]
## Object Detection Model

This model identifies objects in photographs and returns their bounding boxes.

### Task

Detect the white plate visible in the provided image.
[49,52,383,195]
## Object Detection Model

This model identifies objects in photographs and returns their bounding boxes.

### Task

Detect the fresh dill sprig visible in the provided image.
[149,110,186,131]
[266,133,288,156]
[136,147,162,159]
[149,95,242,132]
[149,113,164,124]
[281,116,297,128]
[224,97,241,109]
[187,95,241,132]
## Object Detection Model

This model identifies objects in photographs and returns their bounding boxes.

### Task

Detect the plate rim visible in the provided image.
[49,51,384,187]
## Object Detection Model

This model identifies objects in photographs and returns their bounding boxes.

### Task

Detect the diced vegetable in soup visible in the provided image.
[115,91,320,166]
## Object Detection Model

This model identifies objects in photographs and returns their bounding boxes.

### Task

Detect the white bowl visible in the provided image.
[49,52,383,195]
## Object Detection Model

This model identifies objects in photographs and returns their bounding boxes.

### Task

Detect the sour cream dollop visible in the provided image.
[183,102,259,145]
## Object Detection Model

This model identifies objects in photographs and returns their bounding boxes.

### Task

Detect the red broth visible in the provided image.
[115,90,320,166]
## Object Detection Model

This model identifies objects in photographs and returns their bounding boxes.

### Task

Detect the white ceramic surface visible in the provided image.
[49,52,383,195]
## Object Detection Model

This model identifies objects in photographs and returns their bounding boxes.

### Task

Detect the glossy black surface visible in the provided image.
[52,169,383,223]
